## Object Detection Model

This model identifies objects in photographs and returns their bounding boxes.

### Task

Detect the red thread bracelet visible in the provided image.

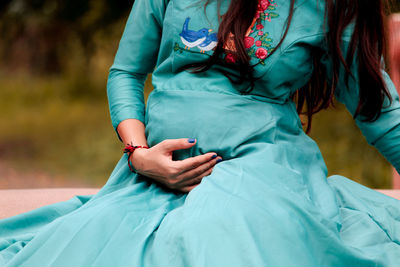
[123,144,149,173]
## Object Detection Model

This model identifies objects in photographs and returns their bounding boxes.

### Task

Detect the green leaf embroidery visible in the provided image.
[269,12,279,18]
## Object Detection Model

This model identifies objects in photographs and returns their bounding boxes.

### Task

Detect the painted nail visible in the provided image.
[211,154,217,159]
[216,158,223,163]
[188,138,196,143]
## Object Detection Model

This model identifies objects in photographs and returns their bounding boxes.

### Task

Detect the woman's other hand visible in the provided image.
[129,138,222,193]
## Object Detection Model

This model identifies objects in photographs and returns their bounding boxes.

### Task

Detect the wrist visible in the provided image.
[129,148,148,172]
[123,144,149,173]
[124,140,148,147]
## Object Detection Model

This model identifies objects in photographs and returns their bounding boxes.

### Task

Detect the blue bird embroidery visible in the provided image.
[179,17,212,50]
[198,32,218,53]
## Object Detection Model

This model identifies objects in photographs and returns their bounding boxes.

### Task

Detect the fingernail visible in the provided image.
[188,138,196,143]
[211,154,217,159]
[216,158,223,163]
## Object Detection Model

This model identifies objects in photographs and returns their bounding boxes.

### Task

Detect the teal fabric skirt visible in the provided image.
[1,90,400,266]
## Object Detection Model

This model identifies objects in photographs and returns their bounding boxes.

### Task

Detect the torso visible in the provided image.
[152,0,329,103]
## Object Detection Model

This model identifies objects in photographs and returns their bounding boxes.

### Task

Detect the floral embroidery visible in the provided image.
[257,0,279,22]
[174,0,279,66]
[225,53,237,64]
[224,0,279,65]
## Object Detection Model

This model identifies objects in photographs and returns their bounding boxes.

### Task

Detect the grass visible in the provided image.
[0,74,120,186]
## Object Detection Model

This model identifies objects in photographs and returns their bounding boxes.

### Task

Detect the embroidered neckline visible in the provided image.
[174,0,279,66]
[223,0,279,65]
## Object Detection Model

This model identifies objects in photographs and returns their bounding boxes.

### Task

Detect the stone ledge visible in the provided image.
[0,188,100,219]
[375,189,400,200]
[0,188,399,219]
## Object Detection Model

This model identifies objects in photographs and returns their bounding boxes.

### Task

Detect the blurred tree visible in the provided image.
[0,0,132,75]
[0,0,399,75]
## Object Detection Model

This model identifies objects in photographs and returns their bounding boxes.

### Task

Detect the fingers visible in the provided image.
[178,166,214,192]
[173,152,219,173]
[152,138,224,193]
[177,157,219,185]
[180,183,200,193]
[159,138,197,152]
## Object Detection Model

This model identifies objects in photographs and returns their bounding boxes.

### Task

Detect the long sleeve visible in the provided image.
[106,0,169,142]
[320,30,400,173]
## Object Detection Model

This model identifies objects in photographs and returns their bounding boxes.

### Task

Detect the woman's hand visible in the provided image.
[129,138,222,193]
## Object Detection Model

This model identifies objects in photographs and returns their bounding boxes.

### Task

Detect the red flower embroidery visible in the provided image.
[244,37,255,48]
[255,47,268,59]
[258,0,271,11]
[218,0,278,65]
[225,53,237,63]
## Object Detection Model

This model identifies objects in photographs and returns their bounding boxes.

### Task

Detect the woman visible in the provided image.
[1,0,400,266]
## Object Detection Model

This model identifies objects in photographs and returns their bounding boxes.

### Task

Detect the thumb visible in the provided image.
[159,138,197,152]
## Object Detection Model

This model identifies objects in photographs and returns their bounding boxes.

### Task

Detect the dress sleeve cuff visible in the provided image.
[111,109,145,143]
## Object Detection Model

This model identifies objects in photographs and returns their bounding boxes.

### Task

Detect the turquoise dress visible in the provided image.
[1,0,400,266]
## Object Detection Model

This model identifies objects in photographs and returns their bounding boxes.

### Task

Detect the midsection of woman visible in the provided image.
[139,0,342,230]
[142,0,329,189]
[140,0,328,168]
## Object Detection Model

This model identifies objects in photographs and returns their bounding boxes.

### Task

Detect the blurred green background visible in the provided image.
[0,0,399,189]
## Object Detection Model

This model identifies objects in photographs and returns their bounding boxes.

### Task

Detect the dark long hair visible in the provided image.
[181,0,394,133]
